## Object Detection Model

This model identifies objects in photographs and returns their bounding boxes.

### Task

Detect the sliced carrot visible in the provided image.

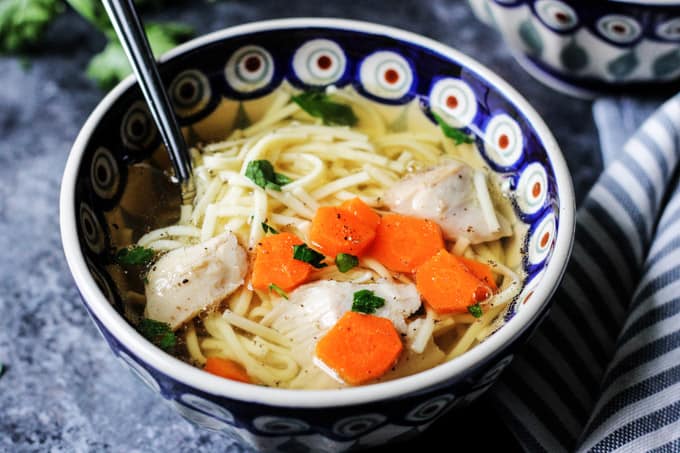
[367,214,444,273]
[315,311,403,385]
[251,232,312,292]
[458,256,498,291]
[204,357,251,383]
[416,249,492,315]
[309,206,376,258]
[340,198,381,230]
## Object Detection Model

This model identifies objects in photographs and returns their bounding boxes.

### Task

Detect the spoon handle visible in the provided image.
[101,0,193,186]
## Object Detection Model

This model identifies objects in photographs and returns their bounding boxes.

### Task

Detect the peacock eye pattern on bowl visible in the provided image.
[428,77,479,128]
[357,50,415,103]
[83,283,521,453]
[656,17,680,42]
[168,69,214,121]
[224,45,276,95]
[107,334,514,452]
[474,0,680,92]
[595,15,642,46]
[533,0,580,33]
[291,39,349,87]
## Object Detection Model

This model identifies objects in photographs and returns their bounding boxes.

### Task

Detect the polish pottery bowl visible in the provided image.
[469,0,680,97]
[60,18,575,452]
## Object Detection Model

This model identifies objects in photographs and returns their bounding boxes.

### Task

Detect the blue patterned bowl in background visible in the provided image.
[60,19,575,452]
[469,0,680,97]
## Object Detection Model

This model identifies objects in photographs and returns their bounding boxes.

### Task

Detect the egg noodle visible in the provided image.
[136,85,523,389]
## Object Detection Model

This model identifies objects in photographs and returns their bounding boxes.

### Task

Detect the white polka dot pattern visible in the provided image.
[534,0,579,32]
[79,202,105,254]
[516,162,548,215]
[90,147,120,200]
[359,51,413,100]
[225,45,274,93]
[429,78,477,128]
[597,15,641,44]
[292,39,346,86]
[528,213,556,265]
[169,69,212,118]
[483,113,524,167]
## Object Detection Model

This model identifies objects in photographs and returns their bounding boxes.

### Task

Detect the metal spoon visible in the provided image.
[101,0,195,203]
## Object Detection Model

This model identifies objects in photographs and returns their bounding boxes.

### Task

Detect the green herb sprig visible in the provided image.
[268,283,288,299]
[467,303,483,318]
[261,222,279,234]
[116,246,155,266]
[292,243,327,268]
[352,289,385,314]
[433,112,474,145]
[138,318,176,351]
[245,160,294,191]
[292,91,358,126]
[335,253,358,273]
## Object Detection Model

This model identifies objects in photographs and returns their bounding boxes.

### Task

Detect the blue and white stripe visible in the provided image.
[490,94,680,452]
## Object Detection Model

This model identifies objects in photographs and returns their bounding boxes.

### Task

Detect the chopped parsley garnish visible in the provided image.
[138,319,176,351]
[335,253,359,273]
[245,159,293,191]
[352,290,385,314]
[116,246,155,266]
[261,222,279,234]
[0,361,5,378]
[292,244,327,268]
[433,112,474,145]
[467,303,484,318]
[292,90,358,126]
[268,283,288,299]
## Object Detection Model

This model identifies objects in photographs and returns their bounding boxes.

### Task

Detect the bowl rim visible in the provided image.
[60,17,575,409]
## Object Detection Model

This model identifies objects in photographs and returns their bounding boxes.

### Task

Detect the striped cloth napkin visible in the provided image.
[490,94,680,452]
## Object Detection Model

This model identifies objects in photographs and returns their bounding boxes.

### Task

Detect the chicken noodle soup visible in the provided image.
[124,84,526,389]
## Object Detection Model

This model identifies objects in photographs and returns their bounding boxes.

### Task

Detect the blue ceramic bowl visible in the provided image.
[60,19,575,452]
[469,0,680,97]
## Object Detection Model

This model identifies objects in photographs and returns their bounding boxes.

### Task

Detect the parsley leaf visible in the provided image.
[352,289,385,314]
[116,246,155,266]
[138,319,176,351]
[292,91,358,126]
[245,160,294,191]
[0,0,64,53]
[292,244,327,268]
[335,253,358,273]
[432,112,474,145]
[268,283,288,299]
[261,222,279,234]
[467,303,483,318]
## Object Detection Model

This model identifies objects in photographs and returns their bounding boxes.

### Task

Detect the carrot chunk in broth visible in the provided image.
[310,206,377,257]
[251,232,312,292]
[416,249,492,314]
[368,214,444,273]
[340,198,381,230]
[204,357,251,383]
[315,311,403,385]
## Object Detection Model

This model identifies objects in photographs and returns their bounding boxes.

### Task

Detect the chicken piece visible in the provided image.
[382,161,511,244]
[265,280,420,381]
[144,232,247,330]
